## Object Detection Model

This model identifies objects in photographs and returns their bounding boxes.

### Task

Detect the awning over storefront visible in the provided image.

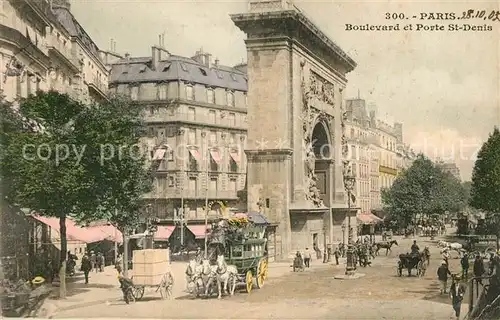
[209,150,221,164]
[154,226,175,241]
[187,225,210,239]
[152,148,166,160]
[357,213,383,225]
[188,149,201,161]
[31,215,123,243]
[229,152,240,163]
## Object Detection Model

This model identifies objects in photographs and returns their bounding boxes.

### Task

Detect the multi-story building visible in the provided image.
[108,43,248,225]
[344,98,415,215]
[437,161,461,181]
[0,0,108,103]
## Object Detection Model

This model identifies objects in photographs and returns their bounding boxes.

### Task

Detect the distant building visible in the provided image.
[438,162,461,181]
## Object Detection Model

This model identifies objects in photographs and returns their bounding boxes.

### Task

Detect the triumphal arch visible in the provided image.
[231,0,358,259]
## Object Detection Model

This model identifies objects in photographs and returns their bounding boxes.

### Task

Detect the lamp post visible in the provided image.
[343,172,356,276]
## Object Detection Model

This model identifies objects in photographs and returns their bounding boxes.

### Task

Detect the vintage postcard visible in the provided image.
[1,0,499,319]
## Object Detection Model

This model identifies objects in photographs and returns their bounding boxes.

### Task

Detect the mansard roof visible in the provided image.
[109,56,248,92]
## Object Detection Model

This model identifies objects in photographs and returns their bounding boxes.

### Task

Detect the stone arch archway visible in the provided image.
[311,121,332,159]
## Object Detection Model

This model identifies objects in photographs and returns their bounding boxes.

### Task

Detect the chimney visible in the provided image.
[191,48,204,64]
[151,46,159,70]
[124,53,130,60]
[203,53,212,68]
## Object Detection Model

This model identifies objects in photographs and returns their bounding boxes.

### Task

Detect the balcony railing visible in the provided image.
[45,35,80,72]
[85,76,109,100]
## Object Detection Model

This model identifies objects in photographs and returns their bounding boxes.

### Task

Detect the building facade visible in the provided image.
[344,98,415,215]
[108,44,248,224]
[0,0,108,103]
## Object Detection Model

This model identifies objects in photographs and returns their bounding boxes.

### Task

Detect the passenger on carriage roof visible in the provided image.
[411,240,420,255]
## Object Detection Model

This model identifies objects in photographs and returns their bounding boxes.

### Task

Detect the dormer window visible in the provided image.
[139,65,146,73]
[162,64,171,72]
[216,71,223,79]
[180,63,188,72]
[199,68,207,76]
[230,73,237,81]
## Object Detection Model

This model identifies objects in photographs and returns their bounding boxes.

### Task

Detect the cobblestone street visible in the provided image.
[51,237,469,319]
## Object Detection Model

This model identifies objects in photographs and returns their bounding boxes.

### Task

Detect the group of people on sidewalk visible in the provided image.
[79,251,107,284]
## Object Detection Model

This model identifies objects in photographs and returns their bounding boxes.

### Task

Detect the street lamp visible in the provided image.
[343,172,356,276]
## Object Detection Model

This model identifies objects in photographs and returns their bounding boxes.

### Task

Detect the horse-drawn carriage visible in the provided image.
[186,212,269,298]
[397,253,424,277]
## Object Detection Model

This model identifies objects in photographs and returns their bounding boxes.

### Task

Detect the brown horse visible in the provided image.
[374,240,399,256]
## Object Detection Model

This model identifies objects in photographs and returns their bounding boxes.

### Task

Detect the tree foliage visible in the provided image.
[470,127,500,235]
[0,91,151,296]
[382,154,466,228]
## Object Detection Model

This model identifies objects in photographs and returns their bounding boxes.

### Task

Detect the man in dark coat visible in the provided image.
[473,254,485,285]
[437,260,452,294]
[450,275,466,320]
[460,253,469,279]
[81,253,92,284]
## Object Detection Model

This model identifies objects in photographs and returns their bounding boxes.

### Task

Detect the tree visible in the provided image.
[470,127,500,243]
[1,91,91,298]
[1,92,152,294]
[71,96,152,276]
[382,154,466,231]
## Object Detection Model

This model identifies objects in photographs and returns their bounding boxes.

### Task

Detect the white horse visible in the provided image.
[438,240,449,248]
[200,259,217,297]
[448,242,463,251]
[185,259,203,296]
[215,255,238,299]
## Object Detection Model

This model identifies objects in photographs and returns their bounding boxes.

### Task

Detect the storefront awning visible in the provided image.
[189,149,201,161]
[229,152,240,163]
[152,148,166,160]
[357,213,383,225]
[187,225,210,239]
[154,226,175,241]
[210,150,221,164]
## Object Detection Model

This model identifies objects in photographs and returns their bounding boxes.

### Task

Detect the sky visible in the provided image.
[70,0,500,180]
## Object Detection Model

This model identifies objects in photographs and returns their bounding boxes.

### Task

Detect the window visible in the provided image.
[226,91,234,107]
[230,73,237,81]
[180,63,188,72]
[157,84,167,100]
[199,68,207,76]
[168,176,175,187]
[209,178,218,192]
[139,65,146,73]
[166,149,174,161]
[230,133,236,145]
[162,64,171,72]
[186,85,194,100]
[187,107,196,121]
[206,88,215,104]
[188,153,198,171]
[188,177,197,191]
[188,129,196,145]
[228,113,236,126]
[230,157,238,173]
[229,179,237,193]
[130,86,139,100]
[208,110,216,123]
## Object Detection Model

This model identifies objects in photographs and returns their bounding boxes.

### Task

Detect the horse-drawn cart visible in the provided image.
[207,212,270,293]
[397,253,423,277]
[129,249,174,301]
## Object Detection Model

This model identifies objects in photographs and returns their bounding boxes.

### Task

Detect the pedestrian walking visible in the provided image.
[460,253,469,279]
[90,251,96,272]
[334,247,340,265]
[450,275,466,320]
[437,260,452,294]
[99,253,105,272]
[313,243,321,260]
[303,247,312,268]
[473,254,485,285]
[96,252,103,272]
[81,253,92,284]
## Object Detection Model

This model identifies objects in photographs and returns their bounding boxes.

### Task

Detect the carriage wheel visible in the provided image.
[134,286,145,300]
[245,270,253,293]
[256,258,268,289]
